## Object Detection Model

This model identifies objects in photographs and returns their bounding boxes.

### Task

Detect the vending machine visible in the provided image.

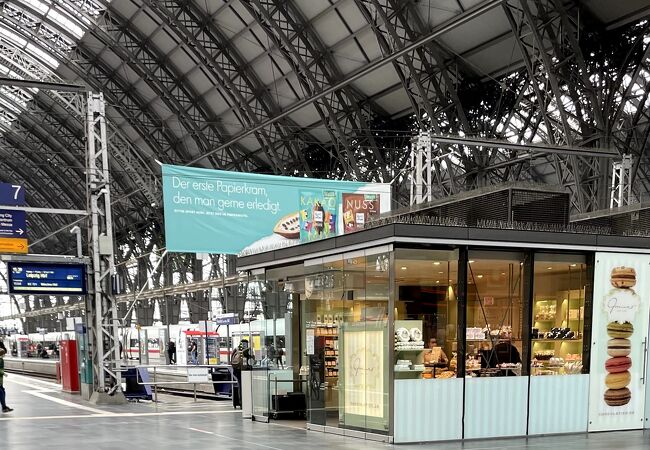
[75,324,93,400]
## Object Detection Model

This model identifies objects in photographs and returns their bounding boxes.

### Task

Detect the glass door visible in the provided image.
[302,256,345,427]
[463,251,529,439]
[339,250,389,434]
[302,248,390,435]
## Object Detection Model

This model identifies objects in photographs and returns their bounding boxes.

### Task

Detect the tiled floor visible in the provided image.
[1,374,649,449]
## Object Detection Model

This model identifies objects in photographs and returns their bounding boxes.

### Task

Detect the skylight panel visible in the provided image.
[48,8,83,39]
[23,0,48,14]
[26,43,58,68]
[0,97,21,115]
[0,27,27,47]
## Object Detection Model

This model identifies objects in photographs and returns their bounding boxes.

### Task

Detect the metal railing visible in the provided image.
[266,373,307,419]
[133,364,236,403]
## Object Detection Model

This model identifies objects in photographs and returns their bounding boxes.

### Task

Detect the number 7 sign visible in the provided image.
[0,182,25,206]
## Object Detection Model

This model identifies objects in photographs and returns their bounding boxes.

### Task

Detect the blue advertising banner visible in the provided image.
[0,210,26,238]
[162,164,391,255]
[0,183,25,206]
[8,262,87,295]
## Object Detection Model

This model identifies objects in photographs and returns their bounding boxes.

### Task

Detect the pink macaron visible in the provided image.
[605,356,632,373]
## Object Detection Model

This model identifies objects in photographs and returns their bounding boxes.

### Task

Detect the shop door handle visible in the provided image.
[642,338,648,385]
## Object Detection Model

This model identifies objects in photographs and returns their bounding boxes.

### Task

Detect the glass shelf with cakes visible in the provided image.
[394,320,427,378]
[531,259,587,376]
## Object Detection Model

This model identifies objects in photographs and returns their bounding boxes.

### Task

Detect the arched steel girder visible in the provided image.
[0,69,158,250]
[114,0,288,175]
[502,0,591,212]
[0,30,160,208]
[0,122,84,212]
[28,91,156,220]
[0,149,75,252]
[240,0,389,181]
[138,0,316,175]
[353,0,473,192]
[89,1,263,171]
[1,0,205,168]
[0,49,155,231]
[0,6,169,200]
[22,93,156,238]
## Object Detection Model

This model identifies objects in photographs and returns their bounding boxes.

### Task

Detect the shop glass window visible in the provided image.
[394,249,459,379]
[531,254,587,376]
[301,249,390,434]
[466,251,525,377]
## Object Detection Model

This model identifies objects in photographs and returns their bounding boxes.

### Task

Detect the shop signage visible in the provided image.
[162,164,391,255]
[588,253,650,431]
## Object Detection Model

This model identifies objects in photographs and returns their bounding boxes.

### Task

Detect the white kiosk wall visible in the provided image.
[588,252,650,431]
[646,310,650,429]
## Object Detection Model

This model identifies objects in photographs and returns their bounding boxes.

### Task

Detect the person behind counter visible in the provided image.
[480,339,522,374]
[424,337,448,365]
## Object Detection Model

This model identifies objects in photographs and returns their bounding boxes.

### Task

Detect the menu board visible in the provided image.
[588,253,650,431]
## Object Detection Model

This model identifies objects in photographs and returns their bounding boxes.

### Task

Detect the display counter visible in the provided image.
[528,374,589,434]
[393,378,462,443]
[464,376,528,439]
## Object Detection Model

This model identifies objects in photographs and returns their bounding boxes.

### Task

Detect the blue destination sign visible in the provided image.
[214,313,239,325]
[0,210,26,238]
[8,262,87,295]
[0,183,24,206]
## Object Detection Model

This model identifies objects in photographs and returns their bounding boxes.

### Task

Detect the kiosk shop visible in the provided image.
[237,223,650,443]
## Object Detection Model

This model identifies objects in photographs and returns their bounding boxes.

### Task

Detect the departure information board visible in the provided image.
[8,262,87,295]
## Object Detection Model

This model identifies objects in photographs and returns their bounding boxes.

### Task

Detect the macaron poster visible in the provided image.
[161,164,391,255]
[588,253,650,431]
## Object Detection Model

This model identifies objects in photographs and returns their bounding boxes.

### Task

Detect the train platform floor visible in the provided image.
[1,374,649,449]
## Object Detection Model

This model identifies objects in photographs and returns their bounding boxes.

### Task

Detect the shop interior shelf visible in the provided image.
[394,369,424,373]
[395,348,425,352]
[532,338,582,342]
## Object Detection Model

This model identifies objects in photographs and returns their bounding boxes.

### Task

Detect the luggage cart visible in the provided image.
[268,375,307,420]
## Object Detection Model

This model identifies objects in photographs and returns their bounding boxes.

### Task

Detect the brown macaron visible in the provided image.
[607,338,631,357]
[604,387,631,407]
[607,322,634,339]
[610,266,636,288]
[605,371,631,390]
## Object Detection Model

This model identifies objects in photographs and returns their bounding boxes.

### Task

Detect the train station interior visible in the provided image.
[1,1,650,449]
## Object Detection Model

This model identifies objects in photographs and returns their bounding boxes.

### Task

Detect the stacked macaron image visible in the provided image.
[604,267,636,407]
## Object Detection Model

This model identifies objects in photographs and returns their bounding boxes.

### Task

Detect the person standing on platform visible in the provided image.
[230,341,244,408]
[167,340,176,365]
[0,342,13,413]
[189,340,198,365]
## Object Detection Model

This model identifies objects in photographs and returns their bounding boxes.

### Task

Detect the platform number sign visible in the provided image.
[0,183,25,206]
